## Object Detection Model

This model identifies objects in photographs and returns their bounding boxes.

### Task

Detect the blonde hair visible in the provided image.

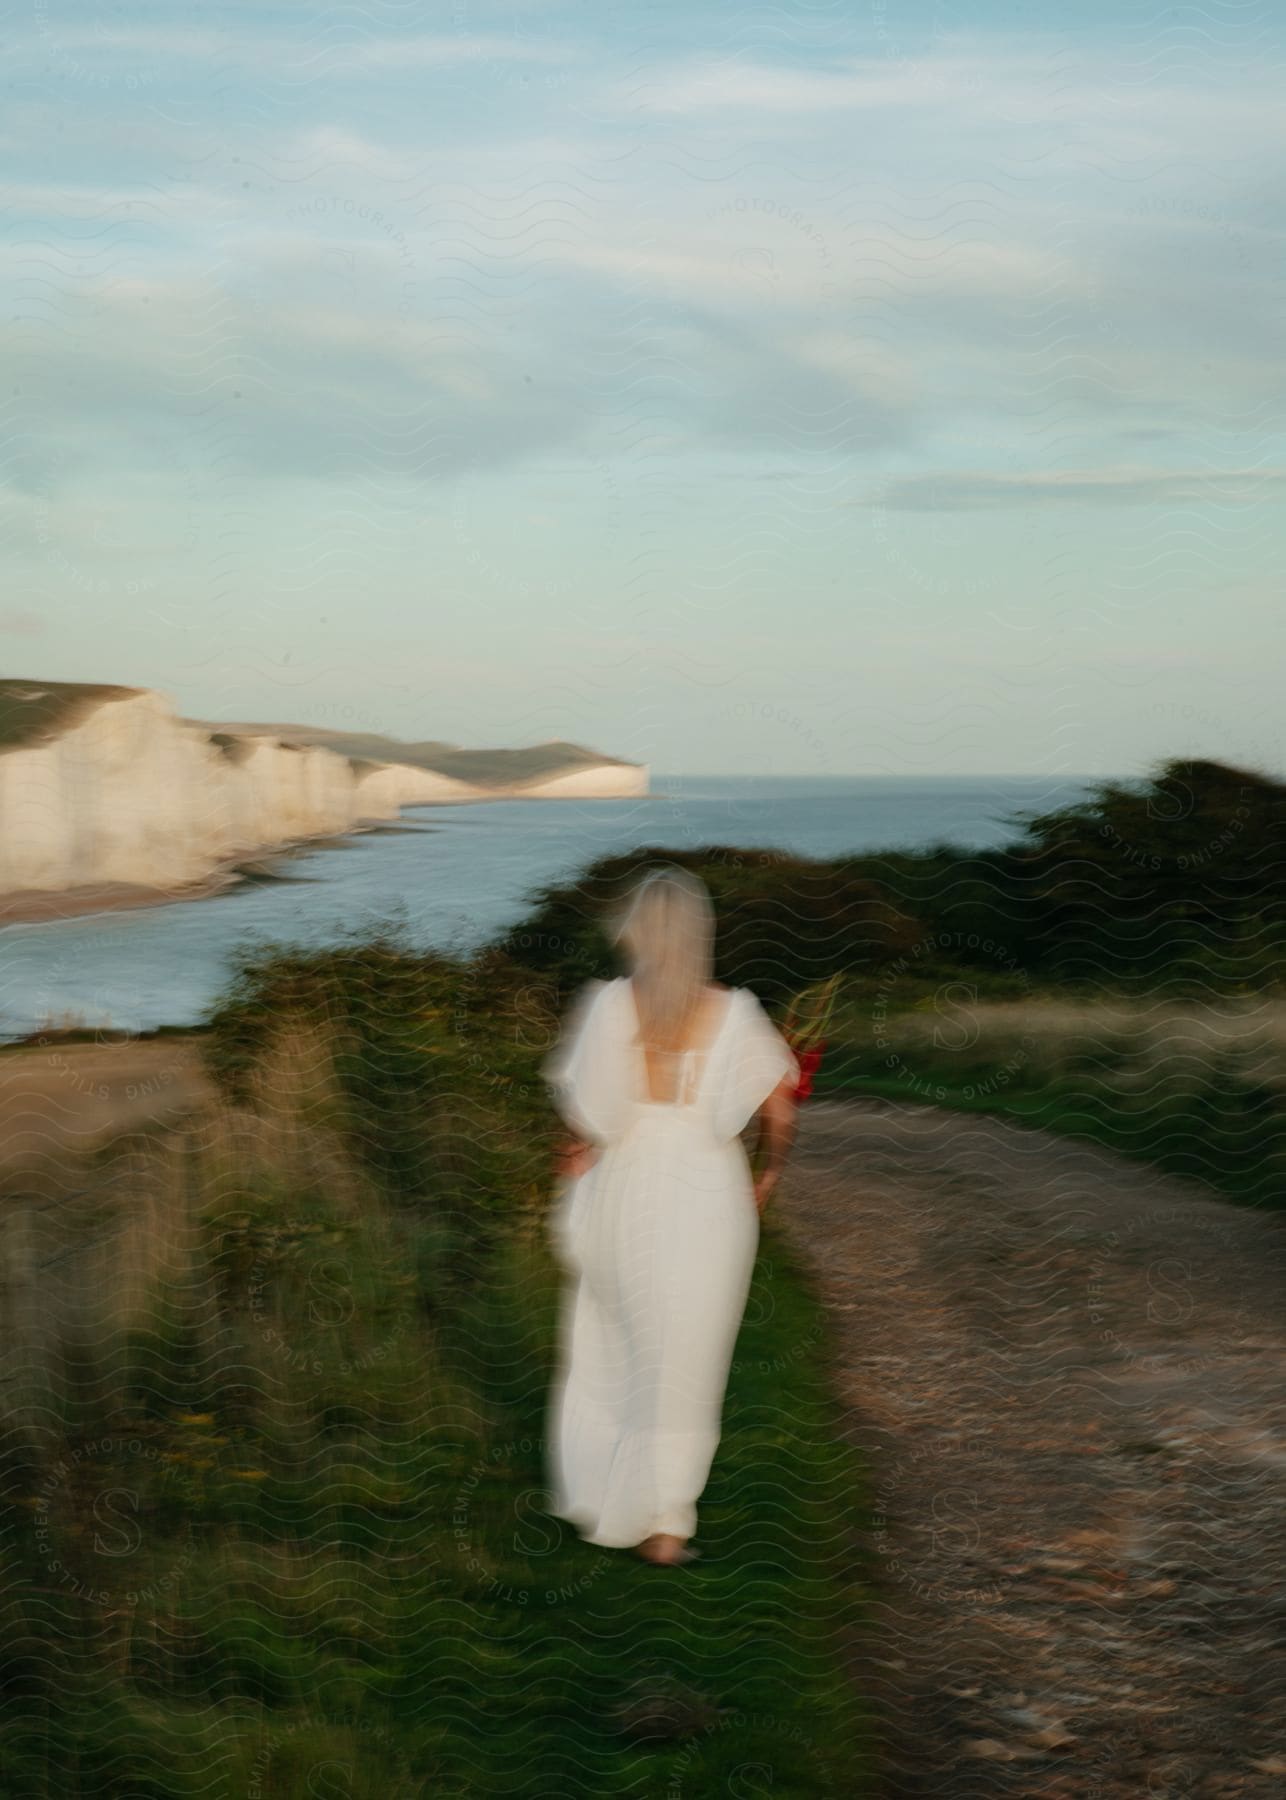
[609,865,715,1053]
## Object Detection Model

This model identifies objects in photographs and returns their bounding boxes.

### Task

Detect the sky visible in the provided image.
[3,0,1283,778]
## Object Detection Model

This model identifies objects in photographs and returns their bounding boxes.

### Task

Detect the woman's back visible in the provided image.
[543,975,798,1147]
[631,978,736,1106]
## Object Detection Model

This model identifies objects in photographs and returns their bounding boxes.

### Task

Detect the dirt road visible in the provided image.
[0,1037,214,1189]
[779,1097,1286,1799]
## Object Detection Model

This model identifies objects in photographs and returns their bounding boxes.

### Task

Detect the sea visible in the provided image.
[0,773,1102,1040]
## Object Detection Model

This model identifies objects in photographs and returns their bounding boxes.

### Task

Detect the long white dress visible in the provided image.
[541,977,800,1548]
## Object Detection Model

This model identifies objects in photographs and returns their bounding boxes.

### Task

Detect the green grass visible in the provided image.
[0,679,138,749]
[814,981,1286,1211]
[1,1231,870,1797]
[0,943,873,1799]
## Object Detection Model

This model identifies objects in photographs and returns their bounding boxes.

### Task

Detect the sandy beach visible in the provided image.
[0,874,244,931]
[0,819,424,930]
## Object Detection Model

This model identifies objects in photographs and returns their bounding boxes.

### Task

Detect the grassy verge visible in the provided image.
[813,980,1286,1211]
[0,938,872,1799]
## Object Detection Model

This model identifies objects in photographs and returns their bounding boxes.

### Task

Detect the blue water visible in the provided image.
[0,774,1098,1039]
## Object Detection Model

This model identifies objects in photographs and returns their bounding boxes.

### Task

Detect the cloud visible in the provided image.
[854,467,1286,510]
[624,54,995,115]
[0,609,46,635]
[622,44,1286,146]
[12,23,571,72]
[20,24,232,57]
[347,35,577,71]
[7,21,1283,498]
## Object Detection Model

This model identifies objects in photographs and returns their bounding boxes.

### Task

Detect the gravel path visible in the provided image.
[0,1038,213,1189]
[777,1097,1286,1800]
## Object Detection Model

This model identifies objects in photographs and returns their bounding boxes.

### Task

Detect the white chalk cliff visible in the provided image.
[0,682,648,897]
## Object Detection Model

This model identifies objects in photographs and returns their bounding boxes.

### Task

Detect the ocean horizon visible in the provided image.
[1,771,1107,1040]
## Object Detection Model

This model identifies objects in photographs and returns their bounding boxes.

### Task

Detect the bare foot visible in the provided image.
[635,1533,693,1565]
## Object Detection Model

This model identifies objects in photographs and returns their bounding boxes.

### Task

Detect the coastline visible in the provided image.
[0,873,246,930]
[0,818,415,931]
[0,683,649,925]
[0,781,636,933]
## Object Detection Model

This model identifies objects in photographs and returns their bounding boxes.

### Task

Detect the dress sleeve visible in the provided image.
[540,979,622,1144]
[714,988,801,1141]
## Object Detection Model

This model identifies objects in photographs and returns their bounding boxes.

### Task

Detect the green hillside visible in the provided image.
[197,722,642,786]
[0,679,141,748]
[0,680,642,789]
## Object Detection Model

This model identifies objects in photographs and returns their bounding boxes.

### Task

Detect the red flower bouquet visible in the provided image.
[792,1042,825,1101]
[782,974,841,1102]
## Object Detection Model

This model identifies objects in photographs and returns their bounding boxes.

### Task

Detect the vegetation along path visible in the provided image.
[6,1035,1284,1795]
[778,1095,1286,1799]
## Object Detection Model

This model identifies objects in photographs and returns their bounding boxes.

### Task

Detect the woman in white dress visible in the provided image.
[540,866,800,1566]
